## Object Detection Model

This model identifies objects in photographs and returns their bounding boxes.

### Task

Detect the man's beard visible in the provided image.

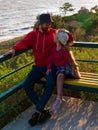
[42,27,49,33]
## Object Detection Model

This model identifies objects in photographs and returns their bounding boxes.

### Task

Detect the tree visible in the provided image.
[78,7,89,14]
[76,8,94,30]
[60,2,75,15]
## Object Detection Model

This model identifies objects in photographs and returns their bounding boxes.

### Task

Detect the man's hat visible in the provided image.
[39,13,53,24]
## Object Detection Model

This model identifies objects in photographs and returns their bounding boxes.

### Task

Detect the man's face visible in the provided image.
[40,23,52,33]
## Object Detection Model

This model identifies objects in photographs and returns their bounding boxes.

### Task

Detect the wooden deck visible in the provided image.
[1,95,98,130]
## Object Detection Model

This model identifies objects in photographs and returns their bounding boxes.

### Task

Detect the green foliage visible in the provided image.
[0,51,34,128]
[0,90,32,129]
[57,4,98,42]
[0,52,33,93]
[71,47,98,73]
[51,15,67,29]
[76,12,94,29]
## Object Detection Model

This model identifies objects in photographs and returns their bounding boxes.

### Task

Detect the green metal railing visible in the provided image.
[0,42,98,119]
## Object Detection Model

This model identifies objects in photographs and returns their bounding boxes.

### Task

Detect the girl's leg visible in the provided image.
[56,73,64,98]
[53,73,64,110]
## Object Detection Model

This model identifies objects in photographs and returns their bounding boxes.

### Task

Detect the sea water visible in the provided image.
[0,0,97,41]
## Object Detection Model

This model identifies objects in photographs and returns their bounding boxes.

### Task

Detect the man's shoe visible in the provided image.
[28,110,51,126]
[28,112,40,126]
[38,109,51,124]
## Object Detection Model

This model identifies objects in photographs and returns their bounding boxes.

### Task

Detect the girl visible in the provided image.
[46,29,81,110]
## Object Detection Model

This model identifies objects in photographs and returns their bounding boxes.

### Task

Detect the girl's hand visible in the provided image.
[46,69,51,75]
[74,68,81,79]
[71,65,81,79]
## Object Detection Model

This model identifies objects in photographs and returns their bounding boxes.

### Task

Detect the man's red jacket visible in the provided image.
[13,28,56,66]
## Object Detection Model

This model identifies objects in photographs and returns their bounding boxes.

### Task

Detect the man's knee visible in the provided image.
[22,79,34,90]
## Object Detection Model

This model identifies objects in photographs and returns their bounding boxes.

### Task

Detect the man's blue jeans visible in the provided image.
[22,65,57,112]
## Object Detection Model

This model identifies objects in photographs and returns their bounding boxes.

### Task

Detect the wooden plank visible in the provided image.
[81,72,98,76]
[64,79,98,88]
[41,72,98,90]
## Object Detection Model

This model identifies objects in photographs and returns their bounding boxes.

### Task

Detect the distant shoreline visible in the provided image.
[0,35,24,45]
[0,35,24,53]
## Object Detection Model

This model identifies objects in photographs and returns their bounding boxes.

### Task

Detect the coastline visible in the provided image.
[0,35,24,53]
[0,35,24,45]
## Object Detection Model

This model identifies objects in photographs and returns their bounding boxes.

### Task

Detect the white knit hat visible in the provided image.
[57,30,69,45]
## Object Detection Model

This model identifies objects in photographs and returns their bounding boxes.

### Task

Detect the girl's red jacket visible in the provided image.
[13,28,56,66]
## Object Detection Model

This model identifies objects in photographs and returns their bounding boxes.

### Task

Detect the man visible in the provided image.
[4,13,57,126]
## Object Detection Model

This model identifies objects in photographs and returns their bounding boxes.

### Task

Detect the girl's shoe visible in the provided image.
[53,98,62,110]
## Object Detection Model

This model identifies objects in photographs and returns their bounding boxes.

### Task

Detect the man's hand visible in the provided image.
[4,49,15,57]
